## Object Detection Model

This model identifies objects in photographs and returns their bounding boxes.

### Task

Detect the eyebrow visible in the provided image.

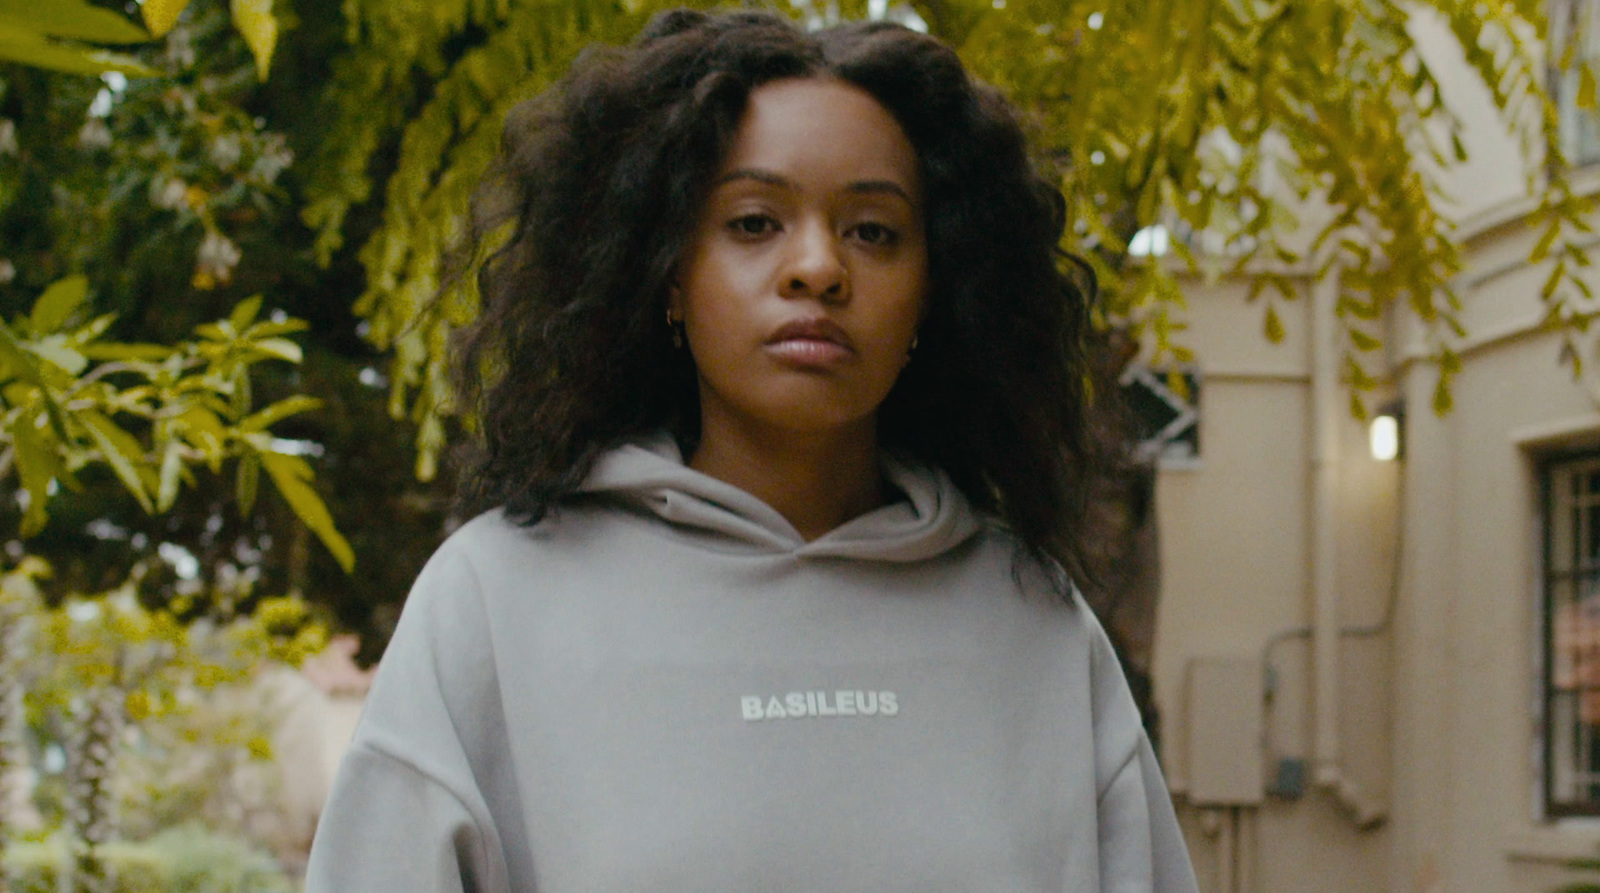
[713,168,917,205]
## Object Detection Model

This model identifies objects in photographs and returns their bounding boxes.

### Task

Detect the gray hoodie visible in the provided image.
[304,435,1198,893]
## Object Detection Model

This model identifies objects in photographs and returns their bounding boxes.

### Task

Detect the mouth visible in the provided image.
[765,317,856,366]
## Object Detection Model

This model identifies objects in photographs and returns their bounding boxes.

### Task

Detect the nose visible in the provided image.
[779,219,847,303]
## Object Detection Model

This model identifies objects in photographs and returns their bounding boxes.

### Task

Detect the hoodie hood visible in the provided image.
[577,433,982,562]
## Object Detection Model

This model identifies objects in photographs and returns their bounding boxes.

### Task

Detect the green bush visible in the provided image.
[3,825,294,893]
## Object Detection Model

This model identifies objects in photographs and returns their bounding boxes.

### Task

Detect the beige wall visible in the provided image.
[1141,8,1600,888]
[1154,205,1600,891]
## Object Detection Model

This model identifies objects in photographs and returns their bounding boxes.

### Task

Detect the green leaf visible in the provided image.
[140,0,192,38]
[242,319,310,339]
[1346,355,1378,390]
[1264,304,1285,343]
[0,324,70,440]
[9,415,62,537]
[1543,262,1566,299]
[0,27,156,76]
[1349,391,1368,422]
[1349,328,1382,352]
[0,0,150,45]
[260,451,354,572]
[79,410,154,513]
[240,395,322,432]
[1531,221,1562,264]
[80,342,174,362]
[229,0,277,81]
[251,338,303,363]
[1581,65,1598,110]
[236,449,259,514]
[1432,374,1454,416]
[156,439,184,512]
[228,296,263,332]
[178,406,227,461]
[229,364,251,421]
[25,336,87,375]
[29,275,88,335]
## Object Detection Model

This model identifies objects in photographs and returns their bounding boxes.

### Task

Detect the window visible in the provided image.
[1544,452,1600,815]
[1551,0,1600,167]
[1119,365,1200,467]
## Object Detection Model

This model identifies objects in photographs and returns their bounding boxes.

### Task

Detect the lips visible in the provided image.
[767,317,854,350]
[764,317,856,366]
[764,318,857,368]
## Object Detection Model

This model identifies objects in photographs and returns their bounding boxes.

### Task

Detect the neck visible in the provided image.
[688,416,884,542]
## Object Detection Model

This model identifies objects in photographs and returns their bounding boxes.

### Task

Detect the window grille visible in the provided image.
[1118,365,1200,467]
[1551,0,1600,167]
[1545,452,1600,815]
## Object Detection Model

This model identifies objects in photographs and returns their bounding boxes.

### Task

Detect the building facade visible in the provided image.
[1151,8,1600,891]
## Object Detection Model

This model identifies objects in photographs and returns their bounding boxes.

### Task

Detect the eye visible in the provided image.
[728,214,779,238]
[850,221,899,247]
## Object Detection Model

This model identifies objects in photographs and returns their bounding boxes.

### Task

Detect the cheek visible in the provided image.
[881,272,928,346]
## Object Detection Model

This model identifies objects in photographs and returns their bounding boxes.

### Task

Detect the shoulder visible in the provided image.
[422,503,620,582]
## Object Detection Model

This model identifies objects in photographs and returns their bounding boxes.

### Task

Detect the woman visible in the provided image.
[304,9,1198,892]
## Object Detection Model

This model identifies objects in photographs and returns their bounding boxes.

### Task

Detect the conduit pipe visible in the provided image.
[1308,265,1387,829]
[1310,263,1342,786]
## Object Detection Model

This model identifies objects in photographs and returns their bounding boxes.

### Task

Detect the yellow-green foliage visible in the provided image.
[942,0,1572,416]
[3,826,293,893]
[0,0,277,80]
[0,279,352,571]
[0,558,327,869]
[302,0,1600,461]
[1,559,327,724]
[303,0,715,479]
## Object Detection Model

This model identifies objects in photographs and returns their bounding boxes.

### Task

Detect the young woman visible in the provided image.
[304,9,1198,893]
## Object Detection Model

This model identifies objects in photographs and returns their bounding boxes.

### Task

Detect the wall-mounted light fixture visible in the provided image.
[1369,400,1404,461]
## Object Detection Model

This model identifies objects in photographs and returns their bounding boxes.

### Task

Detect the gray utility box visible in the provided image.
[1185,656,1264,806]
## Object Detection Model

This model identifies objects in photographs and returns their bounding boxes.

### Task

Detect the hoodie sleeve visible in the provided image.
[1088,613,1200,893]
[303,542,513,893]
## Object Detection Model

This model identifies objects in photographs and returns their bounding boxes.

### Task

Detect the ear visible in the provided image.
[666,282,684,321]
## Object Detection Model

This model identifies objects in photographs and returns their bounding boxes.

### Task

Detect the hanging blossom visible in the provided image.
[77,119,111,152]
[149,176,190,212]
[164,25,195,71]
[193,229,242,290]
[250,133,293,184]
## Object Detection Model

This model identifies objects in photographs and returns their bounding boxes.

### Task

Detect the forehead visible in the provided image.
[718,78,921,196]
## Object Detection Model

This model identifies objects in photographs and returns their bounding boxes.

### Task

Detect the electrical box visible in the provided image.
[1185,656,1264,805]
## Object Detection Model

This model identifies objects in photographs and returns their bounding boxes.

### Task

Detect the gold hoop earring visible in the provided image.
[666,308,684,350]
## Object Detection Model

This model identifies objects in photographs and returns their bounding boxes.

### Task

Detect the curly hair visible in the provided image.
[451,8,1107,588]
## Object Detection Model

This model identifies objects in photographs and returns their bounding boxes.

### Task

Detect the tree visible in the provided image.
[3,0,1594,651]
[0,0,453,654]
[306,0,1588,462]
[284,0,1598,745]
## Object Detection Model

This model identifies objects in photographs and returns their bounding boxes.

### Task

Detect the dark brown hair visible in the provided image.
[451,9,1105,588]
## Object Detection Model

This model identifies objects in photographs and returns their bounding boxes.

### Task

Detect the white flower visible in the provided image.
[0,259,14,285]
[0,120,15,156]
[165,26,195,69]
[195,230,243,286]
[210,133,242,169]
[150,176,189,211]
[250,133,293,183]
[77,118,111,151]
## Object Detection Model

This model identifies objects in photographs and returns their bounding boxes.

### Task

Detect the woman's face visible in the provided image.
[672,77,928,443]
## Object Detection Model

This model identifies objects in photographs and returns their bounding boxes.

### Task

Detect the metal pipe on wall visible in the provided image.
[1307,264,1387,829]
[1311,264,1343,783]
